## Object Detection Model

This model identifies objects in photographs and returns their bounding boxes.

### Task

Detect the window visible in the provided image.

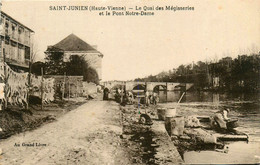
[12,25,16,39]
[0,16,3,34]
[25,47,30,60]
[24,30,29,45]
[18,27,22,42]
[5,22,9,35]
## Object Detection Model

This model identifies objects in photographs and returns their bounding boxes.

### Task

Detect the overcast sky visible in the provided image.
[2,0,260,81]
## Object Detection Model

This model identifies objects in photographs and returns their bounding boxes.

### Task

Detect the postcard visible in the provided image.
[0,0,259,164]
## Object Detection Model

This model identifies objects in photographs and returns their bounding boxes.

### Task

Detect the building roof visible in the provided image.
[52,34,100,52]
[1,11,34,32]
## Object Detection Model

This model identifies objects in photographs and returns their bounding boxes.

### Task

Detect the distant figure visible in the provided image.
[56,81,63,100]
[117,88,121,94]
[152,92,159,105]
[115,88,121,103]
[120,89,128,106]
[120,88,125,104]
[103,88,109,100]
[145,90,150,106]
[127,91,134,104]
[213,108,230,130]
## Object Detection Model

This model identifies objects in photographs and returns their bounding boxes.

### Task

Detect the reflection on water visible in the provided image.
[158,91,218,103]
[158,91,260,164]
[184,142,260,164]
[158,91,259,103]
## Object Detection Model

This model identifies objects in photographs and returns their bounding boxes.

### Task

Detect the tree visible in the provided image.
[29,41,40,82]
[176,65,186,76]
[65,55,85,75]
[83,67,99,84]
[44,47,66,75]
[231,54,260,92]
[31,61,45,76]
[30,41,39,64]
[65,55,100,84]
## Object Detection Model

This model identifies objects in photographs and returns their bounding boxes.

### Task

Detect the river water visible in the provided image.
[157,91,260,164]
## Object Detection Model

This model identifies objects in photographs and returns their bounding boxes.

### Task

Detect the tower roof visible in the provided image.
[52,34,98,52]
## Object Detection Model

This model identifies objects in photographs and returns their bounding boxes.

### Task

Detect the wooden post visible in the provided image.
[62,72,66,100]
[68,80,70,101]
[27,45,33,110]
[3,47,7,110]
[26,62,30,110]
[76,79,78,97]
[178,92,185,104]
[166,82,168,102]
[41,67,43,110]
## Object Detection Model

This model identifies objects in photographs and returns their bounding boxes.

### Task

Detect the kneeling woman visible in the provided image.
[213,108,230,130]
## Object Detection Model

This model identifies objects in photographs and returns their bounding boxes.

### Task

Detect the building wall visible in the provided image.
[83,53,102,80]
[0,12,32,69]
[44,75,98,98]
[63,52,103,80]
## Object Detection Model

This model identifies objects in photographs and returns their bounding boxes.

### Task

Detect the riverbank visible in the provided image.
[158,101,260,164]
[1,93,257,164]
[0,99,135,164]
[120,104,183,164]
[0,95,185,164]
[0,98,87,139]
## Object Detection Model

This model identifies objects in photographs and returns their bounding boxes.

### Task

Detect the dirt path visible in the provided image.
[0,100,129,165]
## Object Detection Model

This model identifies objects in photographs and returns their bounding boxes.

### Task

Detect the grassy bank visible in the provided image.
[0,99,87,139]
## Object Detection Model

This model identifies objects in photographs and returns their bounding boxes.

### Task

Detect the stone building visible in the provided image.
[45,34,103,80]
[0,11,34,72]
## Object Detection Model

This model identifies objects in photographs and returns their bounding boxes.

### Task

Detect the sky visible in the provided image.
[2,0,260,81]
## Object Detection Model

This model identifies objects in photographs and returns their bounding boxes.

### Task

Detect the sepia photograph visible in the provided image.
[0,0,259,164]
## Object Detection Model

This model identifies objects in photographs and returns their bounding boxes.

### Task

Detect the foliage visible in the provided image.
[33,48,100,84]
[44,47,66,75]
[135,53,260,92]
[83,66,99,84]
[31,61,45,75]
[65,55,85,76]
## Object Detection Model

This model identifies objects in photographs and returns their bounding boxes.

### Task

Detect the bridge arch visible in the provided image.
[146,82,167,91]
[153,85,167,92]
[132,84,146,91]
[110,84,125,91]
[102,81,193,92]
[102,81,125,91]
[125,81,146,91]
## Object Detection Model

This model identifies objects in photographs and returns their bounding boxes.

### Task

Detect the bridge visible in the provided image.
[100,81,193,92]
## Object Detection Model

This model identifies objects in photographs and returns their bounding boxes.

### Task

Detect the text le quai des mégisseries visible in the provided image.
[49,5,195,16]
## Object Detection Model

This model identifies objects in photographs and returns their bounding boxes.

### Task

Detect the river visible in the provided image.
[157,91,260,164]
